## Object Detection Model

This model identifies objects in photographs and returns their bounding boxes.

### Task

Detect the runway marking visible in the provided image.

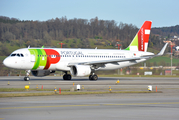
[0,102,179,110]
[104,102,179,106]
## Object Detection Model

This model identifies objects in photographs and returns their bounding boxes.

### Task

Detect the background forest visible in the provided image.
[1,16,179,76]
[1,16,178,55]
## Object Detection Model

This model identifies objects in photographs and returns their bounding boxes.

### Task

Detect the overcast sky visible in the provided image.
[0,0,178,28]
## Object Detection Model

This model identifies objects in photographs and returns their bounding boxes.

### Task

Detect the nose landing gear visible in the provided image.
[24,70,30,81]
[24,76,30,81]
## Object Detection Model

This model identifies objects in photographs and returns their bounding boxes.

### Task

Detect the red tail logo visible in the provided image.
[138,21,152,52]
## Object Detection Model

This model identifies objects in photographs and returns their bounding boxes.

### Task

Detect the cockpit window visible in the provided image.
[17,54,20,57]
[10,53,24,57]
[11,54,16,56]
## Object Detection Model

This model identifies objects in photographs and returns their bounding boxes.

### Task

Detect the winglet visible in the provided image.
[157,43,168,56]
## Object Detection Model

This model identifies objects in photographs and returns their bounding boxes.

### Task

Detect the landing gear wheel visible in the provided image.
[89,74,98,81]
[24,70,30,81]
[63,74,71,80]
[24,77,30,81]
[89,75,92,80]
[92,75,98,81]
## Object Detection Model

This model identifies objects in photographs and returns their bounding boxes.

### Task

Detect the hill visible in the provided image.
[0,16,179,76]
[152,25,179,36]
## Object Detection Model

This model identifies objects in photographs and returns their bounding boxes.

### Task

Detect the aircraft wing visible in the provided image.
[67,43,168,67]
[68,57,142,66]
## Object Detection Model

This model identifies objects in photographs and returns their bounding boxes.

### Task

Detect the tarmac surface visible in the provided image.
[0,76,179,120]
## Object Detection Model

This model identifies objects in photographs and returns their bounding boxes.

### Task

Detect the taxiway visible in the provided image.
[0,76,179,120]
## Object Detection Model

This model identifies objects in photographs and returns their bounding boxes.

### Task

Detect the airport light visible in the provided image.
[59,43,64,48]
[117,44,121,49]
[170,44,174,75]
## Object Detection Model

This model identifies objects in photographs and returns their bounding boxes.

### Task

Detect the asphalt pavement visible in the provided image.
[0,76,179,120]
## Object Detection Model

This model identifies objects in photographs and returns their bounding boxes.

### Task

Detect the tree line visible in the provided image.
[0,16,138,45]
[0,16,174,55]
[152,25,179,36]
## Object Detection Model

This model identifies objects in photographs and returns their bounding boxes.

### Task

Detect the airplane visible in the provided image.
[3,21,168,81]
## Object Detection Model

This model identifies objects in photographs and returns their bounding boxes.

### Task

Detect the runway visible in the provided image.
[0,76,179,93]
[0,76,179,120]
[0,94,179,120]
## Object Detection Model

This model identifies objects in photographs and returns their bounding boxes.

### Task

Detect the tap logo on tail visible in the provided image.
[125,21,152,52]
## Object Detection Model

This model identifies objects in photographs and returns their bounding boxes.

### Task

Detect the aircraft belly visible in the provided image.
[56,62,70,71]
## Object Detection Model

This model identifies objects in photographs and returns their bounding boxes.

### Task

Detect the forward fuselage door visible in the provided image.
[31,55,35,62]
[30,50,36,62]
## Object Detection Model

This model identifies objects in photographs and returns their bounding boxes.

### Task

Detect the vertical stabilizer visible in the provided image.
[125,21,152,52]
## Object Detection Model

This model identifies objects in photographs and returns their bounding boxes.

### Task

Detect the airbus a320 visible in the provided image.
[3,21,168,81]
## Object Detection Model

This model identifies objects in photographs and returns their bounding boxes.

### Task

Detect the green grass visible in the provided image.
[76,39,80,45]
[4,42,26,53]
[147,56,179,65]
[0,88,53,92]
[89,39,95,47]
[0,92,56,97]
[0,88,70,92]
[0,91,161,97]
[51,40,61,47]
[147,47,159,54]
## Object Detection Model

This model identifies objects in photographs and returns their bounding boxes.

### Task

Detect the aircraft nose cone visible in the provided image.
[3,58,7,66]
[3,58,11,68]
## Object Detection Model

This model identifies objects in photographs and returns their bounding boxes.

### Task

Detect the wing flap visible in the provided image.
[67,57,142,66]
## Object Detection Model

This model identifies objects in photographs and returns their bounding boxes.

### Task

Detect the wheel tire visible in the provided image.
[63,75,67,80]
[92,75,98,81]
[24,77,30,81]
[63,74,71,80]
[89,75,92,80]
[67,74,71,80]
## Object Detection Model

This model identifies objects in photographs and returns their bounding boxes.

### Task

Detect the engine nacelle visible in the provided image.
[31,70,55,77]
[70,65,91,77]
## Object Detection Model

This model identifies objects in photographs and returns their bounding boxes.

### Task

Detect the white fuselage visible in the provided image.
[3,48,154,71]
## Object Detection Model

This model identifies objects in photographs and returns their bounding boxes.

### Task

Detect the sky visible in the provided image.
[0,0,179,28]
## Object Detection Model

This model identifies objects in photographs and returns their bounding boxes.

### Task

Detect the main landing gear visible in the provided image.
[24,70,30,81]
[63,72,71,80]
[89,74,98,81]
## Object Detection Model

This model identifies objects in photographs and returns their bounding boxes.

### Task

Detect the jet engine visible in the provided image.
[70,65,91,77]
[31,70,55,77]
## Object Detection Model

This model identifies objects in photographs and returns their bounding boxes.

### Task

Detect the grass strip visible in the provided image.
[0,92,55,97]
[0,88,70,92]
[0,91,162,97]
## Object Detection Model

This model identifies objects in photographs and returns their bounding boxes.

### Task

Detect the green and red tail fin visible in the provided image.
[125,21,152,52]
